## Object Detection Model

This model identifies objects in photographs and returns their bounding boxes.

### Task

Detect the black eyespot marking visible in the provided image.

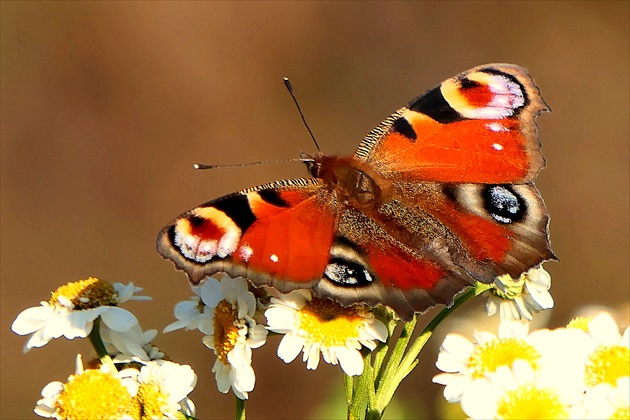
[324,258,374,287]
[188,214,206,227]
[324,236,374,287]
[391,117,417,141]
[211,194,256,231]
[482,185,526,224]
[258,189,289,207]
[408,86,465,124]
[460,77,481,89]
[442,184,458,202]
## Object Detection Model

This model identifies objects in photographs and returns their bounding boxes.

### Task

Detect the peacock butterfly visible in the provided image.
[157,63,556,321]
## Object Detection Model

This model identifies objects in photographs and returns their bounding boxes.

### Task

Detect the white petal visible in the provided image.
[212,360,232,394]
[441,333,475,357]
[199,278,223,308]
[437,374,471,403]
[247,324,268,349]
[11,305,55,335]
[265,306,298,332]
[589,312,621,344]
[461,378,500,419]
[277,335,304,363]
[486,296,499,316]
[100,307,139,332]
[336,347,364,376]
[525,282,554,309]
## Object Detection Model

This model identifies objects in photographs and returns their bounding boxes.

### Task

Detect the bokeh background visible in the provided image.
[2,2,628,419]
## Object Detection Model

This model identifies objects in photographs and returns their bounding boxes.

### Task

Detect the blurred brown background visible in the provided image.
[2,2,628,419]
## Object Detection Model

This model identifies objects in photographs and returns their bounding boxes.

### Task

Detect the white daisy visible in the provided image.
[579,312,630,390]
[163,280,220,334]
[434,320,592,404]
[12,278,150,352]
[200,275,268,400]
[582,376,630,419]
[485,266,553,321]
[129,359,197,419]
[265,289,388,376]
[101,323,165,362]
[433,321,537,403]
[34,354,137,419]
[460,360,585,419]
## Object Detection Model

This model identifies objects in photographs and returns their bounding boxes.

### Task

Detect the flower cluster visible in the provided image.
[165,275,388,399]
[434,313,630,419]
[12,277,196,419]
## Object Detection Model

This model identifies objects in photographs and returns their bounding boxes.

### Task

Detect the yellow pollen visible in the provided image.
[468,338,540,378]
[493,274,525,300]
[55,369,132,419]
[298,298,365,348]
[585,344,630,387]
[566,316,593,332]
[129,382,168,420]
[213,300,240,363]
[496,384,568,419]
[50,277,117,309]
[611,406,630,419]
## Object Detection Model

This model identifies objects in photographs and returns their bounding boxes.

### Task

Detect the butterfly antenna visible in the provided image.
[283,77,321,152]
[193,157,314,170]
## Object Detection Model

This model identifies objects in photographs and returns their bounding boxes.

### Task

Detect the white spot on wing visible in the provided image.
[216,229,240,258]
[175,230,218,263]
[238,244,253,262]
[270,254,279,263]
[486,122,509,132]
[492,143,504,151]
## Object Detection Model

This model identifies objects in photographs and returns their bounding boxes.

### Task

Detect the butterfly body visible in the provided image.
[157,64,555,320]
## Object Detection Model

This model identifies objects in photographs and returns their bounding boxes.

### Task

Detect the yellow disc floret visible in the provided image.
[566,316,593,332]
[213,300,241,364]
[497,384,568,419]
[129,382,168,420]
[50,277,117,309]
[55,369,132,419]
[585,344,630,387]
[468,338,540,378]
[298,298,364,348]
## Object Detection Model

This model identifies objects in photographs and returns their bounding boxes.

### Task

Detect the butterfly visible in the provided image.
[157,63,556,321]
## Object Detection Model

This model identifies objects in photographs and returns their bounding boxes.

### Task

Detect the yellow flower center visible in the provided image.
[496,384,568,419]
[585,344,630,387]
[493,274,525,300]
[468,338,540,378]
[129,382,168,420]
[298,297,365,348]
[611,406,630,419]
[50,277,117,309]
[55,369,132,419]
[566,316,593,332]
[213,300,240,363]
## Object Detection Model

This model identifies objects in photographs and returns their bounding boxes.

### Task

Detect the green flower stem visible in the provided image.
[235,396,245,420]
[348,354,373,420]
[345,373,354,405]
[375,315,417,387]
[88,317,116,373]
[372,287,478,415]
